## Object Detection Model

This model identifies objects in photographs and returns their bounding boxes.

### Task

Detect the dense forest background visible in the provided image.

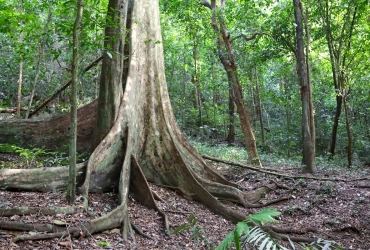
[0,0,369,166]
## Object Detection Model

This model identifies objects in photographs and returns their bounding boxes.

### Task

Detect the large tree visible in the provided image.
[0,0,312,243]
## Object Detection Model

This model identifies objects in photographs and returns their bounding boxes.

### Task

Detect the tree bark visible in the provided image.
[92,0,128,148]
[254,67,265,143]
[293,0,315,173]
[227,81,235,144]
[67,0,84,203]
[16,60,23,118]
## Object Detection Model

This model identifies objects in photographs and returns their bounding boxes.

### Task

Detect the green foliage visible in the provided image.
[97,241,110,247]
[172,214,210,249]
[10,145,47,167]
[215,208,343,250]
[0,144,75,167]
[216,208,284,250]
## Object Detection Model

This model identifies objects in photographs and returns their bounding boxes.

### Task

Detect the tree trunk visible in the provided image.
[254,67,265,143]
[293,0,315,173]
[227,82,235,144]
[16,59,23,118]
[202,0,261,166]
[329,95,342,155]
[192,37,203,126]
[343,90,352,166]
[318,0,358,157]
[67,0,84,203]
[92,0,128,148]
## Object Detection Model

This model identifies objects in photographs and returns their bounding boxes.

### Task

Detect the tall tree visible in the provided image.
[317,0,359,160]
[200,0,261,167]
[66,0,84,203]
[293,0,315,172]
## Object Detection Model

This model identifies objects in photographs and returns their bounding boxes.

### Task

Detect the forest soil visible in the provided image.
[0,154,369,249]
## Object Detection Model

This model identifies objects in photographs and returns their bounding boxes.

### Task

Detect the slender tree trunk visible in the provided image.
[227,83,235,144]
[282,78,291,156]
[254,67,265,143]
[66,0,84,203]
[343,89,352,166]
[17,59,23,118]
[192,37,202,126]
[25,4,52,118]
[293,0,315,172]
[202,0,261,166]
[318,0,358,157]
[304,0,315,153]
[16,2,24,118]
[329,95,342,155]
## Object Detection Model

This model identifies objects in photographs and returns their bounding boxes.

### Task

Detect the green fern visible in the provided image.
[216,208,286,250]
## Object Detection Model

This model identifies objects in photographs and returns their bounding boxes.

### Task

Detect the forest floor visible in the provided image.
[0,152,370,250]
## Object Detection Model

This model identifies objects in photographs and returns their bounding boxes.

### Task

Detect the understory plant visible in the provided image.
[216,208,343,250]
[172,214,210,249]
[216,208,285,250]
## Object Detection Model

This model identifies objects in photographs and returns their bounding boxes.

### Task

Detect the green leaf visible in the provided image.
[215,229,236,250]
[249,208,281,225]
[172,223,190,234]
[234,230,241,250]
[236,221,250,236]
[189,214,197,226]
[97,241,110,247]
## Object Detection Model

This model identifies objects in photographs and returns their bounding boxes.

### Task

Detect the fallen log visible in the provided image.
[0,107,27,114]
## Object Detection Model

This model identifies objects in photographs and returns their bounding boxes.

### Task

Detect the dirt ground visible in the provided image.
[0,154,369,249]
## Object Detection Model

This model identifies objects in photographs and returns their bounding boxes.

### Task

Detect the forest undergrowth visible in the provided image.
[0,140,369,249]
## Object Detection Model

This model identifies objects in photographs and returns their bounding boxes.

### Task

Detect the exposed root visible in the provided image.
[14,232,70,243]
[130,156,170,234]
[1,203,128,242]
[262,225,317,243]
[131,223,154,240]
[151,190,166,202]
